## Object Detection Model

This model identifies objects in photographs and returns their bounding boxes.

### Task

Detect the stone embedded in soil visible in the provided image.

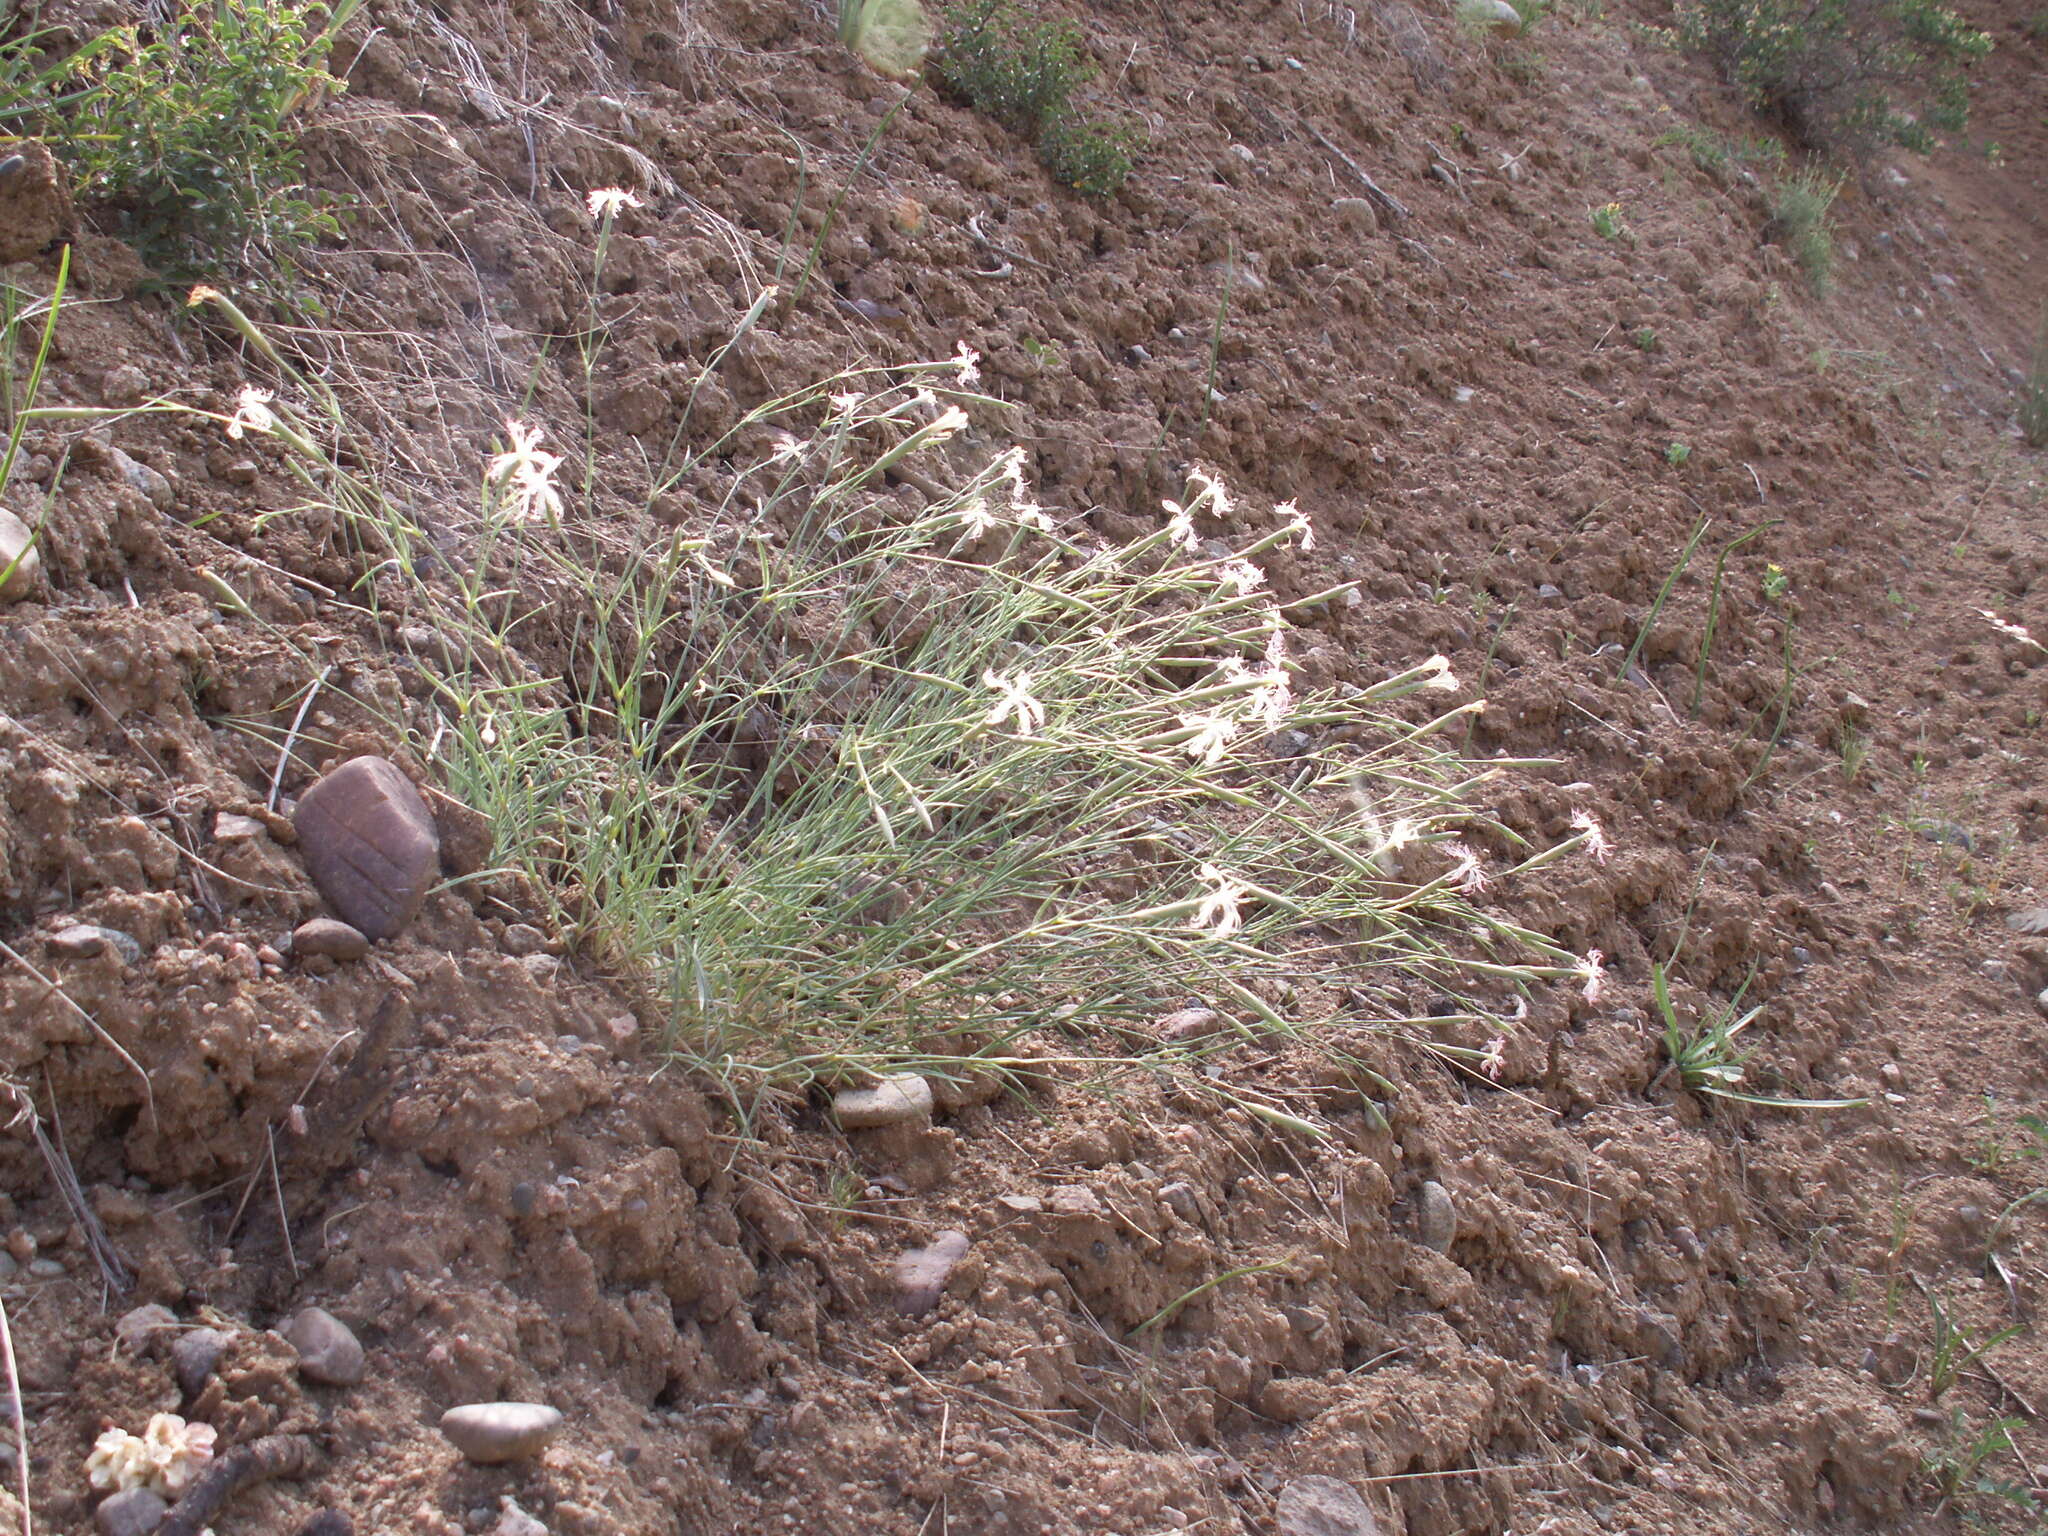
[292,756,442,941]
[0,141,71,263]
[214,812,267,843]
[0,507,42,603]
[1333,197,1378,236]
[285,1306,366,1386]
[492,1497,548,1536]
[1417,1181,1458,1253]
[1276,1476,1381,1536]
[292,917,371,962]
[501,923,546,956]
[832,1074,934,1129]
[114,1303,177,1353]
[1453,0,1524,33]
[172,1327,230,1398]
[93,1487,168,1536]
[48,924,143,964]
[892,1230,970,1315]
[107,447,173,511]
[439,1402,565,1464]
[1157,1006,1222,1042]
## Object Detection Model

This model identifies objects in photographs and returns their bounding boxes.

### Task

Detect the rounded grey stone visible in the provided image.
[439,1402,565,1464]
[833,1074,934,1129]
[285,1306,365,1386]
[173,1327,229,1397]
[94,1487,168,1536]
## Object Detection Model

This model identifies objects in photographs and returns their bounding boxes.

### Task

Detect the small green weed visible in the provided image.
[1653,963,1867,1107]
[2021,304,2048,450]
[1970,1096,2048,1173]
[932,0,1139,196]
[1840,726,1869,780]
[1926,1288,2021,1400]
[1770,168,1844,293]
[1762,562,1790,601]
[1653,123,1787,176]
[1924,1409,2036,1515]
[1664,441,1693,466]
[1632,327,1659,352]
[7,0,359,278]
[1589,201,1628,239]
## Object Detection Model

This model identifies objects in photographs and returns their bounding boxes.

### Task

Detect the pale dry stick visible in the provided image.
[268,664,333,813]
[880,1346,1071,1452]
[1304,122,1412,218]
[0,1290,28,1536]
[0,946,154,1133]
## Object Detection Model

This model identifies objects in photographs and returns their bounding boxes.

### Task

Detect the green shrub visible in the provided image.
[1769,167,1843,292]
[932,0,1140,196]
[6,0,358,277]
[1674,0,1992,154]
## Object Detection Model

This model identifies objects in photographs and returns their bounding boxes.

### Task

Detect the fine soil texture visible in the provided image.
[3,0,2048,1532]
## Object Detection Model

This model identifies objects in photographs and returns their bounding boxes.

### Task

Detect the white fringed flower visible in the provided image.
[1191,863,1252,938]
[983,668,1047,735]
[585,186,643,220]
[225,385,276,441]
[485,420,564,524]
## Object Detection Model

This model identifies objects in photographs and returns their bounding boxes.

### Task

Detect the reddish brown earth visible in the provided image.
[3,0,2047,1531]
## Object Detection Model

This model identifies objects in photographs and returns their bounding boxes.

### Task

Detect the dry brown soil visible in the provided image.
[3,0,2048,1531]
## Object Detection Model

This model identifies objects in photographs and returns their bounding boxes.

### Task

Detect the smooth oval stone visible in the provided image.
[0,507,41,603]
[292,757,442,940]
[292,917,370,962]
[1417,1180,1459,1253]
[892,1230,969,1316]
[832,1073,934,1129]
[94,1487,168,1536]
[114,1303,177,1352]
[285,1306,365,1386]
[49,924,142,964]
[440,1402,564,1464]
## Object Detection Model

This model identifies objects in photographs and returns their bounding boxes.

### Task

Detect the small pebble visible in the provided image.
[0,1254,16,1282]
[892,1231,970,1316]
[1417,1180,1458,1253]
[492,1497,547,1536]
[285,1305,365,1386]
[501,923,546,956]
[214,812,267,843]
[94,1487,168,1536]
[1156,1007,1221,1042]
[292,917,370,962]
[173,1327,229,1398]
[49,925,143,964]
[1158,1182,1203,1224]
[0,507,42,603]
[114,1303,177,1352]
[27,1258,64,1279]
[832,1074,934,1129]
[440,1402,565,1464]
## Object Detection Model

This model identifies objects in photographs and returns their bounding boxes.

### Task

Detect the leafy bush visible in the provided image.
[932,0,1140,196]
[1674,0,1992,153]
[5,0,357,276]
[1768,166,1843,292]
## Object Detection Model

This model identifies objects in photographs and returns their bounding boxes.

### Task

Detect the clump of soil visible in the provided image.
[3,0,2047,1530]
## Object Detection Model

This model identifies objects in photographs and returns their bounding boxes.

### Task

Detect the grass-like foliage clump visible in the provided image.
[174,239,1599,1104]
[2,0,356,278]
[932,0,1140,197]
[1674,0,1991,154]
[1768,166,1843,293]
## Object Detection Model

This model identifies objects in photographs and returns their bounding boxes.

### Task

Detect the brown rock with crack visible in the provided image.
[292,758,442,940]
[1276,1476,1381,1536]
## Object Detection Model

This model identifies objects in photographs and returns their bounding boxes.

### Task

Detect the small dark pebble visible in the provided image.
[0,155,23,183]
[510,1182,537,1216]
[297,1513,353,1536]
[173,1327,229,1398]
